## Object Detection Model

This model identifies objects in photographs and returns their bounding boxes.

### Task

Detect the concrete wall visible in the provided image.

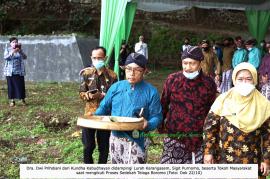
[0,35,98,82]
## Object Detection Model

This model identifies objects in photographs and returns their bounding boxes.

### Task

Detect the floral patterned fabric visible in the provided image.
[203,112,270,164]
[160,71,217,152]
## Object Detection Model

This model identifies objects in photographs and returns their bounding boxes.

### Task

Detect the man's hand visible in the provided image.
[85,91,101,100]
[86,111,93,116]
[215,75,220,82]
[80,91,104,101]
[139,118,148,130]
[260,162,269,176]
[204,154,214,164]
[142,118,148,130]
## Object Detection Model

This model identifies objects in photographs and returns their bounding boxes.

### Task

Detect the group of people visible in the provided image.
[181,37,270,101]
[80,40,269,178]
[79,46,160,164]
[2,35,269,177]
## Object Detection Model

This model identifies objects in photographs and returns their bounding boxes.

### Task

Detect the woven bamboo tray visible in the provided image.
[77,115,144,131]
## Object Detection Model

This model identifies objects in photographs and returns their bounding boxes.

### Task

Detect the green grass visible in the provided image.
[0,69,175,178]
[0,80,86,177]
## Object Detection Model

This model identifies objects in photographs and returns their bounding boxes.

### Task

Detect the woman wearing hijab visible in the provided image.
[203,62,270,178]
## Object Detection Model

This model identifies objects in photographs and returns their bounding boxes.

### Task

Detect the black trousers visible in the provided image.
[82,128,110,164]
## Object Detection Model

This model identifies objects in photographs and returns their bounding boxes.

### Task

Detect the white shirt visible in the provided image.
[182,44,191,52]
[135,42,148,60]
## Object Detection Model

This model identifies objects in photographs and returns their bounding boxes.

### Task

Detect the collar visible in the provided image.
[126,80,145,90]
[92,66,106,76]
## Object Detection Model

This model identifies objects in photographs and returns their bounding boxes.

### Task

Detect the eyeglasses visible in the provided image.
[125,67,144,74]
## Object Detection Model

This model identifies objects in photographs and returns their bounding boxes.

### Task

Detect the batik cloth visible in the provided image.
[160,137,203,164]
[219,69,233,93]
[110,135,146,164]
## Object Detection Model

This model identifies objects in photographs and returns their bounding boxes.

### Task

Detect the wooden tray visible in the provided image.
[77,115,144,131]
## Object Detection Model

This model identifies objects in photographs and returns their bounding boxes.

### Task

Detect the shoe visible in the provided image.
[22,99,26,106]
[9,100,15,107]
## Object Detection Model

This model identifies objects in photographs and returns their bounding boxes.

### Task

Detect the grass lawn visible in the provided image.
[0,67,175,178]
[0,67,269,179]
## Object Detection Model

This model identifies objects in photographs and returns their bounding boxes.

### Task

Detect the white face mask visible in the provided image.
[234,82,255,96]
[183,70,199,79]
[247,47,252,51]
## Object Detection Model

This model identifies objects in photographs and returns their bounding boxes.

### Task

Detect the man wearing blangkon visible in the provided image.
[95,53,162,164]
[158,46,217,164]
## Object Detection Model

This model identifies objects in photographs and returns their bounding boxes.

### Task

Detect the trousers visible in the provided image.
[82,128,110,164]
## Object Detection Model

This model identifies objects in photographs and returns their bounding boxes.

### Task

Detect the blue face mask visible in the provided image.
[183,70,199,79]
[93,60,105,70]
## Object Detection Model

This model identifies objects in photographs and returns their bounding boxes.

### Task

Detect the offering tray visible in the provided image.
[77,115,144,131]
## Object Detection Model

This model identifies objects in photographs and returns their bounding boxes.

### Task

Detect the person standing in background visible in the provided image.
[3,37,27,107]
[212,40,223,92]
[135,35,148,60]
[259,41,270,89]
[200,40,221,78]
[119,41,129,80]
[219,38,235,93]
[212,40,223,66]
[261,74,270,101]
[260,40,267,57]
[200,40,221,92]
[245,39,261,69]
[182,37,191,52]
[232,36,247,69]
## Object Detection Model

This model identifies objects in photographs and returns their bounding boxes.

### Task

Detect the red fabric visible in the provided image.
[259,53,270,76]
[159,70,216,152]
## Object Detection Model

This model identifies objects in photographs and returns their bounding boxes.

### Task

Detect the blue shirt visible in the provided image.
[95,80,162,150]
[247,47,261,69]
[232,48,248,68]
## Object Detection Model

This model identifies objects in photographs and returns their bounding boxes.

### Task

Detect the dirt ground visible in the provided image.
[0,67,178,177]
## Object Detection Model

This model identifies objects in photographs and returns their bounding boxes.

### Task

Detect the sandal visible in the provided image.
[9,101,15,107]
